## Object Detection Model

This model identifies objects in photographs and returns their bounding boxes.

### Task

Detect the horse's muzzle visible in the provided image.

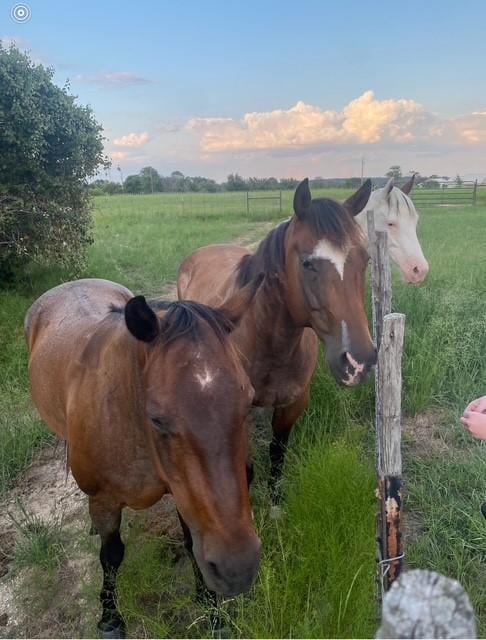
[196,533,261,596]
[332,348,377,387]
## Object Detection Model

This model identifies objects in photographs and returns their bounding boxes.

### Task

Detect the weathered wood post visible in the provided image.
[376,570,476,639]
[377,312,405,592]
[367,210,405,597]
[473,179,478,206]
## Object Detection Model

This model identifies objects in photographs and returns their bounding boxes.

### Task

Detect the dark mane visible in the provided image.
[152,299,234,346]
[236,199,360,287]
[111,299,233,347]
[237,220,290,287]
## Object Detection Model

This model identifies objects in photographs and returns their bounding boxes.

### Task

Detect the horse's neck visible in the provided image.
[240,278,304,362]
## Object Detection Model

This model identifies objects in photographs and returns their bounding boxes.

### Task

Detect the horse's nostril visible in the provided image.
[413,266,419,274]
[339,352,348,368]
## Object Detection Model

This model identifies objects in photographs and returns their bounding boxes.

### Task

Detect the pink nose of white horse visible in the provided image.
[404,259,429,284]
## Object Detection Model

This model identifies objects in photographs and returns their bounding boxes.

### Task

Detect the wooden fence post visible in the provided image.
[376,570,476,639]
[367,210,405,597]
[377,312,405,593]
[473,179,478,206]
[367,212,391,350]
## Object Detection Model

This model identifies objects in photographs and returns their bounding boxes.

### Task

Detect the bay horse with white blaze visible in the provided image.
[25,277,262,638]
[357,175,429,284]
[178,179,377,484]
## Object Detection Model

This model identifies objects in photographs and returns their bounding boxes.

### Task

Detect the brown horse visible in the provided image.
[178,179,376,484]
[25,277,262,637]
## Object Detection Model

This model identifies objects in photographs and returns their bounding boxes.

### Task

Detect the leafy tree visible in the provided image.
[386,165,402,179]
[124,175,143,194]
[279,178,299,190]
[225,173,247,191]
[0,44,108,278]
[139,166,162,193]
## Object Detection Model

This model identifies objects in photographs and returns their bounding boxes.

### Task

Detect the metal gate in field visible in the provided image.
[411,180,478,206]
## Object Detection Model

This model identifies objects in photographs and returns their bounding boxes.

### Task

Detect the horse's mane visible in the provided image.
[111,299,233,347]
[237,220,290,287]
[236,199,361,287]
[151,299,233,346]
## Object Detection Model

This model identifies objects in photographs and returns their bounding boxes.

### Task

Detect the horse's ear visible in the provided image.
[383,177,394,198]
[343,179,372,217]
[218,273,264,327]
[401,174,415,195]
[125,296,160,342]
[293,178,312,219]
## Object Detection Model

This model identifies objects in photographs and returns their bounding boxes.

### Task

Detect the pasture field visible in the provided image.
[1,189,486,637]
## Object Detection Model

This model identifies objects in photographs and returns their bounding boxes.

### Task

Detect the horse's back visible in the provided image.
[25,279,133,439]
[178,244,248,306]
[25,278,132,347]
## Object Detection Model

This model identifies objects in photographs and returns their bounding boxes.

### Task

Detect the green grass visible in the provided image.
[9,504,65,571]
[2,190,486,637]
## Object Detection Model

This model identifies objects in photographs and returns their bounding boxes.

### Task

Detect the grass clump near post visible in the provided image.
[235,438,377,639]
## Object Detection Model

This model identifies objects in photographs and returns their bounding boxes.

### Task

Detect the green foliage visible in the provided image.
[0,44,107,276]
[386,165,402,179]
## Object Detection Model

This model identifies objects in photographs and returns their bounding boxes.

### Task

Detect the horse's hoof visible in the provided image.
[481,502,486,519]
[98,618,125,639]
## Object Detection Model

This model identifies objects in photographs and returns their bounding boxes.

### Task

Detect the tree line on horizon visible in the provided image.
[91,166,456,196]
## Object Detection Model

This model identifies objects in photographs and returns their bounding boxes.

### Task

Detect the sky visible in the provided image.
[2,0,486,181]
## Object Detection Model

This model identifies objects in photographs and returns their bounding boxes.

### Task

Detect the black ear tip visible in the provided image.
[125,295,159,343]
[127,295,146,307]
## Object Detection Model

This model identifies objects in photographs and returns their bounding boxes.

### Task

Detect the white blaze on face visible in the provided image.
[341,320,350,352]
[310,239,348,279]
[196,367,214,390]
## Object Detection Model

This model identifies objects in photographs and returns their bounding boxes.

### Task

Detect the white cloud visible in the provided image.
[111,151,130,161]
[186,91,437,153]
[113,132,150,148]
[456,112,486,144]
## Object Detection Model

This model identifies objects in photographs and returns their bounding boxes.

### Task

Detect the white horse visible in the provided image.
[356,175,429,284]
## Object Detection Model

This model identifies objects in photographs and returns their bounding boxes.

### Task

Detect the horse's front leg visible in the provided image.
[176,510,216,608]
[269,389,310,499]
[89,497,125,639]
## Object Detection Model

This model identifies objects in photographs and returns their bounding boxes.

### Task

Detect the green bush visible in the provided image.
[0,43,108,277]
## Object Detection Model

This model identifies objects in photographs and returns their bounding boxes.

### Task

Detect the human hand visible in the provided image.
[464,395,486,414]
[461,406,486,440]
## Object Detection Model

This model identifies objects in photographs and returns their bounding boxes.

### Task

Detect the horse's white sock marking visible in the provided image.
[310,239,347,279]
[196,367,214,389]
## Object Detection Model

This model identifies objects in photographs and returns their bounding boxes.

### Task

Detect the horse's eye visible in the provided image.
[301,258,315,271]
[149,415,172,437]
[387,221,395,228]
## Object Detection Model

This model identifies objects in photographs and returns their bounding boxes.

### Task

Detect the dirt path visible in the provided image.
[0,221,274,639]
